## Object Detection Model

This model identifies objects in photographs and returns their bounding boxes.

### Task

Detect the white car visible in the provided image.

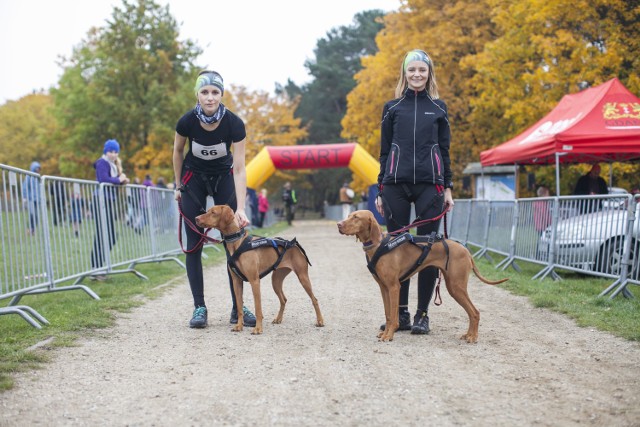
[538,196,639,280]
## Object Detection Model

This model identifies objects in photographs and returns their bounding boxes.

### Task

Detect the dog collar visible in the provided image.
[223,227,245,243]
[362,241,376,251]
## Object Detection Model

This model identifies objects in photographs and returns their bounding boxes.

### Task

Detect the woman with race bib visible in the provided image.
[173,70,256,329]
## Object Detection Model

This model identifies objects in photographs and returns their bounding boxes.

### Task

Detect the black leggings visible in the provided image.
[382,183,444,313]
[91,197,116,269]
[180,169,237,309]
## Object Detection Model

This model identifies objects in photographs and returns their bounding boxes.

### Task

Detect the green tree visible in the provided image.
[51,0,201,179]
[0,94,60,173]
[286,10,386,209]
[463,0,640,194]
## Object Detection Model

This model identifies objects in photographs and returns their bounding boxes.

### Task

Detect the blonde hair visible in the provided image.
[114,156,123,175]
[394,50,440,99]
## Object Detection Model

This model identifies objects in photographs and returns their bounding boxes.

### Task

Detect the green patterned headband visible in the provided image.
[403,50,431,71]
[194,71,224,97]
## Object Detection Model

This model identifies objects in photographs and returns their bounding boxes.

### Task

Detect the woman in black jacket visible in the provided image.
[375,49,454,335]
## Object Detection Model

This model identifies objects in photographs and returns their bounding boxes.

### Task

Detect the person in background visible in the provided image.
[143,174,154,187]
[573,164,608,213]
[339,182,354,220]
[50,179,66,227]
[156,177,167,189]
[533,185,553,260]
[375,49,454,336]
[90,139,129,280]
[22,161,42,236]
[258,188,269,228]
[173,70,255,329]
[282,182,297,226]
[573,164,608,196]
[70,191,85,238]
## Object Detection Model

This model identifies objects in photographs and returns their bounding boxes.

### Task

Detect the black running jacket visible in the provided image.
[378,88,453,189]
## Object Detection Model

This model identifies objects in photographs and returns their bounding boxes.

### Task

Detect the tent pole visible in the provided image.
[481,168,485,199]
[555,153,561,196]
[514,164,519,198]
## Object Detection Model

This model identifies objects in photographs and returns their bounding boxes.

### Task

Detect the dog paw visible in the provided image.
[232,325,243,332]
[251,327,263,335]
[272,317,283,324]
[315,320,324,327]
[460,333,478,343]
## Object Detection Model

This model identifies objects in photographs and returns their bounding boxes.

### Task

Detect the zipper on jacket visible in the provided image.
[389,150,395,174]
[413,91,418,184]
[429,146,442,183]
[390,143,400,182]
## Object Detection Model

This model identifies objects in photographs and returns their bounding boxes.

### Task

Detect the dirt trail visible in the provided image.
[1,220,639,426]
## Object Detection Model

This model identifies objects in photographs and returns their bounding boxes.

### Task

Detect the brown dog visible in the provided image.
[337,210,507,343]
[195,205,324,334]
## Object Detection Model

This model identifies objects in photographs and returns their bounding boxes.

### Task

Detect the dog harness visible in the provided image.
[224,235,312,282]
[366,231,449,282]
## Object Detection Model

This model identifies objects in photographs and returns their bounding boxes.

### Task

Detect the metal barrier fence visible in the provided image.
[1,166,198,328]
[325,194,637,299]
[4,163,636,330]
[445,194,638,299]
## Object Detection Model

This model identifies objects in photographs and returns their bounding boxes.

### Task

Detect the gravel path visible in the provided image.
[1,220,639,426]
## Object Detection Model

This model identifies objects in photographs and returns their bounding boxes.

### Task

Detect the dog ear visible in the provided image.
[368,213,382,243]
[224,205,236,225]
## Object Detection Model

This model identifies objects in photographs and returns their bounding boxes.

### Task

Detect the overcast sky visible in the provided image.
[0,0,399,104]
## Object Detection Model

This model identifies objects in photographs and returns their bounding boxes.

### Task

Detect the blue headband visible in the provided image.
[194,71,224,96]
[403,50,431,71]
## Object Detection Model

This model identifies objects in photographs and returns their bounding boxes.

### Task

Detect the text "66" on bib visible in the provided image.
[192,140,227,160]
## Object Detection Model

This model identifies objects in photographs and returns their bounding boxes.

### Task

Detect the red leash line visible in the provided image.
[177,201,222,253]
[387,209,450,306]
[388,209,448,236]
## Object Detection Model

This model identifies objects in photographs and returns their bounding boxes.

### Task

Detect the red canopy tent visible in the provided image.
[480,78,640,167]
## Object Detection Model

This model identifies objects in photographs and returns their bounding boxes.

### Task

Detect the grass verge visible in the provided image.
[474,253,639,341]
[0,221,289,391]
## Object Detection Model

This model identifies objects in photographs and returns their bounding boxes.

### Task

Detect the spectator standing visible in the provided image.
[573,164,608,213]
[339,182,354,220]
[90,139,129,280]
[533,185,552,234]
[533,185,553,260]
[282,182,297,226]
[22,161,41,236]
[258,188,269,227]
[70,192,85,237]
[50,179,66,227]
[156,177,167,189]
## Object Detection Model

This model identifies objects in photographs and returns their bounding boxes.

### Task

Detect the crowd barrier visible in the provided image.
[1,164,266,328]
[445,194,638,299]
[4,163,636,329]
[326,194,637,299]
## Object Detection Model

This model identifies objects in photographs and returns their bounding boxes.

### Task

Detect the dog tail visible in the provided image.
[470,256,508,285]
[292,238,312,266]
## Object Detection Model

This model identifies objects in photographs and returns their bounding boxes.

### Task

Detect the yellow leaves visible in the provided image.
[0,94,59,173]
[225,85,308,163]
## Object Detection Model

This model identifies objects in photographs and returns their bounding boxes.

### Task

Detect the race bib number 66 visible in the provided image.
[192,140,227,160]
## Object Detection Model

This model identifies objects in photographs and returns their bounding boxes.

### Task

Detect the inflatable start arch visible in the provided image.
[246,143,380,189]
